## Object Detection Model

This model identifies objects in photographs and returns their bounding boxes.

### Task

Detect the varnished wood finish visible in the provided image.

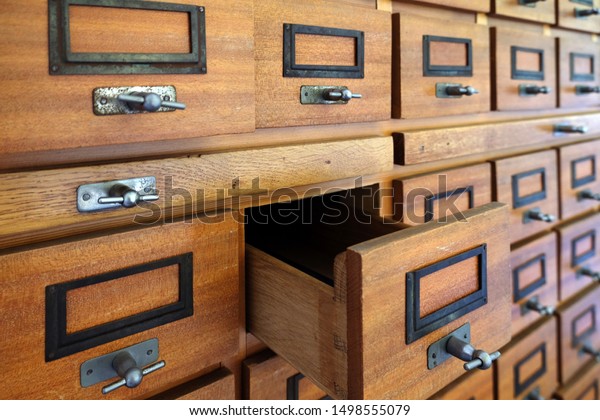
[0,0,255,156]
[558,36,600,109]
[493,150,559,243]
[254,0,390,128]
[558,140,600,220]
[492,0,555,24]
[402,0,490,12]
[557,213,600,301]
[0,213,241,399]
[509,233,558,336]
[152,368,236,400]
[556,286,600,384]
[247,203,511,399]
[431,367,494,400]
[554,360,600,400]
[557,0,600,33]
[392,13,490,118]
[491,27,556,111]
[392,163,492,225]
[0,136,392,250]
[495,317,558,400]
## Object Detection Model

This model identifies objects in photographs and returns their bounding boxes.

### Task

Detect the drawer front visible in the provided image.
[494,150,559,243]
[243,351,329,400]
[0,0,254,156]
[557,212,600,301]
[392,14,490,118]
[495,317,559,400]
[510,233,559,336]
[410,0,490,12]
[558,140,600,220]
[431,368,494,400]
[557,0,600,33]
[555,360,600,399]
[254,0,390,128]
[558,36,600,109]
[491,27,556,111]
[557,286,600,383]
[0,214,240,399]
[152,368,236,400]
[493,0,555,24]
[392,163,492,225]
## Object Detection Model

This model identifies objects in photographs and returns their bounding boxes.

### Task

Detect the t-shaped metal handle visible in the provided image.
[446,336,501,371]
[118,92,186,112]
[575,7,600,18]
[445,85,479,97]
[102,352,165,394]
[325,88,362,101]
[578,190,600,201]
[97,183,159,208]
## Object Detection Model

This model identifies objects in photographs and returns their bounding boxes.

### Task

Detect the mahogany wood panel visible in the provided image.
[510,233,558,336]
[496,317,558,400]
[247,203,511,399]
[556,286,600,384]
[554,359,600,399]
[392,163,492,225]
[493,150,559,243]
[492,0,555,24]
[557,0,600,33]
[558,36,600,109]
[0,213,241,399]
[431,368,494,400]
[392,14,490,118]
[254,0,391,128]
[557,213,600,301]
[152,368,236,400]
[558,140,600,220]
[0,0,255,156]
[491,27,557,111]
[401,0,490,12]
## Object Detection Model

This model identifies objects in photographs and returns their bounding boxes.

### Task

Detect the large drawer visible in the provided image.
[246,198,511,399]
[0,0,255,157]
[0,213,240,399]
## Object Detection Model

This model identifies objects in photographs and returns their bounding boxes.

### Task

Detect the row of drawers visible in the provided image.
[2,0,599,160]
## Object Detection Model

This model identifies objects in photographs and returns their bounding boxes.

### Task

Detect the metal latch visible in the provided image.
[77,177,159,212]
[300,85,362,104]
[80,338,165,394]
[93,85,185,115]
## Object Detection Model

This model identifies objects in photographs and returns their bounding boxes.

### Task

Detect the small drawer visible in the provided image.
[557,0,600,33]
[392,14,490,119]
[558,35,600,109]
[152,368,235,400]
[408,0,490,12]
[554,360,600,399]
[492,0,555,24]
[495,317,559,400]
[557,213,600,301]
[246,197,511,400]
[254,0,390,128]
[510,233,559,336]
[392,163,493,225]
[556,286,600,384]
[491,27,557,111]
[0,0,255,157]
[431,368,494,400]
[558,140,600,220]
[0,213,240,399]
[493,150,559,244]
[243,351,330,400]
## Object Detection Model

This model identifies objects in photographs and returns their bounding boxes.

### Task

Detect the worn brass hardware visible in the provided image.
[93,86,185,116]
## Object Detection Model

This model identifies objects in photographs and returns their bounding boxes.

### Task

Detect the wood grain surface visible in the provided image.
[492,0,555,24]
[557,35,600,109]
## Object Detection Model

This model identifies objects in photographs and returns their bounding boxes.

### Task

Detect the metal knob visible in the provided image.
[325,88,362,102]
[521,85,551,95]
[554,124,588,134]
[575,7,600,18]
[446,336,501,371]
[578,267,600,282]
[524,209,555,223]
[525,299,555,316]
[576,85,600,94]
[97,183,159,208]
[581,344,600,362]
[578,189,600,201]
[102,351,165,394]
[445,85,479,97]
[118,92,186,112]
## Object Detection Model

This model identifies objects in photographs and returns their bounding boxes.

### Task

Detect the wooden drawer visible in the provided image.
[510,233,559,336]
[492,0,555,24]
[491,27,556,111]
[392,14,490,119]
[254,0,390,128]
[392,163,492,225]
[557,0,600,33]
[557,213,600,301]
[493,150,559,244]
[558,35,600,109]
[246,199,511,399]
[407,0,490,12]
[558,140,600,220]
[243,351,330,400]
[556,286,600,384]
[152,368,235,400]
[0,0,254,157]
[0,213,240,399]
[554,360,600,399]
[495,317,559,400]
[431,368,494,400]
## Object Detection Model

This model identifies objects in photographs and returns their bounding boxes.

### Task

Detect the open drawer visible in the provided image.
[246,196,511,400]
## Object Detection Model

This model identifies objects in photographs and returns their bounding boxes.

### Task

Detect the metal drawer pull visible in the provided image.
[524,298,555,316]
[102,353,165,394]
[576,85,600,95]
[519,84,551,96]
[118,92,186,112]
[523,208,556,224]
[93,85,184,115]
[578,189,600,201]
[577,267,600,282]
[98,184,159,208]
[554,124,588,134]
[300,85,361,104]
[581,344,600,362]
[446,336,501,371]
[77,177,158,212]
[519,0,545,5]
[575,7,600,18]
[436,83,478,99]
